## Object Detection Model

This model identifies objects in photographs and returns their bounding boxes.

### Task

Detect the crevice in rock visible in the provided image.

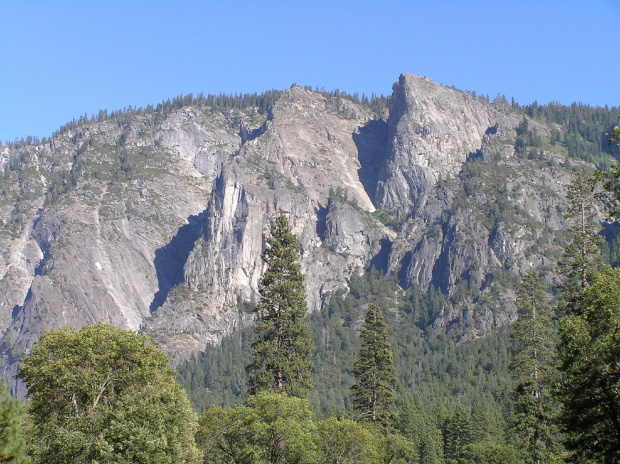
[239,107,274,146]
[11,303,21,321]
[31,216,53,277]
[149,210,208,312]
[240,120,268,145]
[369,238,392,274]
[485,124,498,135]
[431,226,454,293]
[353,119,389,206]
[315,203,329,241]
[398,251,413,288]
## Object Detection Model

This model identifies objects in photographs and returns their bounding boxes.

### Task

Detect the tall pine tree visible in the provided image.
[509,269,561,463]
[246,214,313,398]
[561,173,603,305]
[557,266,620,463]
[351,302,396,428]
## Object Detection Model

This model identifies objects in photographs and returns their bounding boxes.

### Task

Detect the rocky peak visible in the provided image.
[376,74,495,214]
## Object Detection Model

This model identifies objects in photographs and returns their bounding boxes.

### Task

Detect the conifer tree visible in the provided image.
[561,174,603,305]
[442,401,473,464]
[509,269,560,463]
[246,214,313,398]
[0,380,28,463]
[351,302,396,428]
[557,266,620,462]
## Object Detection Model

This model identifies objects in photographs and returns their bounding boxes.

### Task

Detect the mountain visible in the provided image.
[0,74,616,394]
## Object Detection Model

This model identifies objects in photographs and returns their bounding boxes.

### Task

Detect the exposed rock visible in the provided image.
[0,75,596,392]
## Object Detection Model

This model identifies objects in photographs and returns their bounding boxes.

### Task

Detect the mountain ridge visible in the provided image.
[0,74,617,394]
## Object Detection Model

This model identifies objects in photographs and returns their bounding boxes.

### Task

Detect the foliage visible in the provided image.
[179,270,513,438]
[197,392,419,464]
[0,380,29,463]
[458,442,516,464]
[17,323,199,464]
[509,270,561,462]
[246,214,313,397]
[557,266,620,463]
[561,173,604,306]
[521,100,619,163]
[315,417,382,464]
[370,209,405,232]
[398,396,444,464]
[97,382,200,464]
[598,162,620,222]
[351,302,396,428]
[442,401,474,464]
[180,268,515,460]
[178,331,254,410]
[197,391,316,464]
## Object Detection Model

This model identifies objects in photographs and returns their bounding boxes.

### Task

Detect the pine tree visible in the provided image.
[351,302,396,428]
[0,380,28,463]
[557,266,620,462]
[442,401,473,464]
[509,270,560,463]
[561,174,603,305]
[246,214,313,398]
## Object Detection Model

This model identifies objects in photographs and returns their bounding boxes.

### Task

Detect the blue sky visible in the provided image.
[2,1,619,143]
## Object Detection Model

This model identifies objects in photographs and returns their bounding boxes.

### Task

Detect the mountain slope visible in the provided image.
[0,75,615,394]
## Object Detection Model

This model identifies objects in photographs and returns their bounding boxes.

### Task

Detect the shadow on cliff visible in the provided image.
[353,119,389,206]
[150,211,208,312]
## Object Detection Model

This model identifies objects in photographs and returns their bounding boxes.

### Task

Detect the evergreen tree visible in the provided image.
[0,380,29,463]
[561,173,603,304]
[351,302,396,428]
[246,213,313,398]
[442,401,473,464]
[509,270,560,463]
[557,266,620,463]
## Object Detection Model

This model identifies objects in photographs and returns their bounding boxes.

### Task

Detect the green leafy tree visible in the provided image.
[17,323,200,464]
[197,391,316,464]
[246,214,313,398]
[458,443,516,464]
[509,270,560,463]
[351,302,396,429]
[0,380,29,463]
[97,382,200,464]
[382,432,417,464]
[597,165,620,222]
[557,266,620,463]
[315,417,382,464]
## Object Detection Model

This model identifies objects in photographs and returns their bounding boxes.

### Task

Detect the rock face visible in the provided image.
[0,75,582,392]
[376,75,493,213]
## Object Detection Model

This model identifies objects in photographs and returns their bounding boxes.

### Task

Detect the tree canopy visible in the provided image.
[17,323,200,464]
[558,266,620,462]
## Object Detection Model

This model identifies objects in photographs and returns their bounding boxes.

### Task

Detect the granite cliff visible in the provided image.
[0,74,594,392]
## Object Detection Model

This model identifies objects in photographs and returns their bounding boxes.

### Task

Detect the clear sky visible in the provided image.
[2,1,619,143]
